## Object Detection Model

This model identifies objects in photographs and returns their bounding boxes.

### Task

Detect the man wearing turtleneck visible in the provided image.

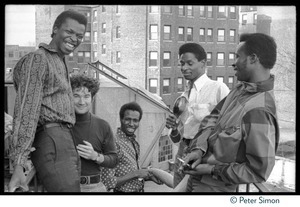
[70,74,117,192]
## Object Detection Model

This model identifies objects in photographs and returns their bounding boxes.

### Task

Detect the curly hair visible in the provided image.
[119,102,143,121]
[70,74,100,98]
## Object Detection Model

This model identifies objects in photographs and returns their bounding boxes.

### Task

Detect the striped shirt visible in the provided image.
[101,128,144,192]
[11,43,75,169]
[191,74,279,188]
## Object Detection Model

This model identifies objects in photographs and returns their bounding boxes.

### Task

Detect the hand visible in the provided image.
[182,164,213,176]
[134,169,150,179]
[8,165,29,192]
[76,140,98,161]
[179,150,203,172]
[166,114,177,130]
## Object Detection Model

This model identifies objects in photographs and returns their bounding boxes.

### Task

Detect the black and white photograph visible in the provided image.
[3,4,296,204]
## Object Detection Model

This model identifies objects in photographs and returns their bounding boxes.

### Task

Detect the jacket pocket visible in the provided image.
[213,126,241,163]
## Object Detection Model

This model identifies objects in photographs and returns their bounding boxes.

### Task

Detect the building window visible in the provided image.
[8,51,14,58]
[102,44,106,55]
[187,27,193,41]
[116,51,121,63]
[163,25,171,40]
[228,76,234,89]
[228,52,235,66]
[207,52,212,66]
[199,28,205,42]
[253,13,257,25]
[217,6,226,18]
[217,76,224,83]
[150,5,159,13]
[102,23,106,33]
[207,28,213,42]
[207,6,213,18]
[163,52,171,67]
[149,51,158,67]
[102,6,106,12]
[163,5,172,13]
[178,27,184,41]
[150,25,158,40]
[78,51,84,63]
[217,29,225,42]
[149,78,158,93]
[116,5,121,14]
[163,78,171,94]
[229,29,235,43]
[187,6,193,17]
[116,26,121,38]
[158,136,173,162]
[217,53,225,66]
[93,31,97,42]
[242,14,247,25]
[93,51,97,60]
[229,6,236,19]
[93,10,97,21]
[177,77,184,92]
[68,52,74,61]
[178,5,185,16]
[84,31,91,41]
[111,52,114,64]
[85,52,91,62]
[200,6,206,17]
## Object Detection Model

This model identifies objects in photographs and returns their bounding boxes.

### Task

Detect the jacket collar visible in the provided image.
[236,74,275,93]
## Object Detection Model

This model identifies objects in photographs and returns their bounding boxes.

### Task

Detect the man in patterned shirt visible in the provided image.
[182,33,280,192]
[8,10,87,192]
[101,102,161,192]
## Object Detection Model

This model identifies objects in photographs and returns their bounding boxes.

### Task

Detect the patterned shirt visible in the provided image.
[11,43,75,169]
[180,73,229,139]
[101,128,144,192]
[191,74,279,187]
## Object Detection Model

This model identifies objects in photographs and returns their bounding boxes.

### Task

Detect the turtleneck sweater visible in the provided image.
[72,112,117,176]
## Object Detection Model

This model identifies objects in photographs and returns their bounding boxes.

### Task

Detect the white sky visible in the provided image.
[5,5,296,46]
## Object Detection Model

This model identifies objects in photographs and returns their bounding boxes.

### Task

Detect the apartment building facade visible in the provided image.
[92,5,239,108]
[239,6,272,35]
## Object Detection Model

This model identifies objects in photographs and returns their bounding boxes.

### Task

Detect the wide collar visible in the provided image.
[39,43,59,53]
[236,74,275,93]
[117,127,136,142]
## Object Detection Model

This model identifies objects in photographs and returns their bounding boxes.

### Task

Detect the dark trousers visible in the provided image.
[31,125,81,192]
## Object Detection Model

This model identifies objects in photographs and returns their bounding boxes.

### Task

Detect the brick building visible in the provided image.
[91,5,239,108]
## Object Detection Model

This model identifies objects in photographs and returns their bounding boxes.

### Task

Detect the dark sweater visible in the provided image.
[73,112,117,176]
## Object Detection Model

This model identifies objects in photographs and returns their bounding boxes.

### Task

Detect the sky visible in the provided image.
[5,5,296,46]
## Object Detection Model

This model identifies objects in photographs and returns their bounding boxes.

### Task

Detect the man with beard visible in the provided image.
[182,33,280,192]
[9,10,87,192]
